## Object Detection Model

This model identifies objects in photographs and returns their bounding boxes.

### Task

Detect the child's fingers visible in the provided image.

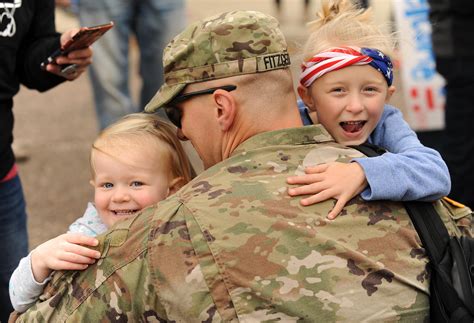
[305,164,328,174]
[51,260,89,271]
[64,243,101,260]
[65,233,99,247]
[58,251,98,265]
[287,173,323,185]
[300,189,334,206]
[327,198,348,220]
[288,182,324,197]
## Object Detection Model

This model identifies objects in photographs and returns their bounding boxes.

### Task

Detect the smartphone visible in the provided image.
[40,21,114,71]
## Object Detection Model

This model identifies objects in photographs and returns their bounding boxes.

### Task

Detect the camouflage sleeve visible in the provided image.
[436,198,473,238]
[147,196,228,322]
[13,196,229,322]
[13,205,162,321]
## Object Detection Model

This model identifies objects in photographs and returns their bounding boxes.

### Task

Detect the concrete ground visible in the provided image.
[14,0,404,249]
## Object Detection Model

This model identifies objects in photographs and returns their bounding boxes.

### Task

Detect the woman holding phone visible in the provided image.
[0,0,92,319]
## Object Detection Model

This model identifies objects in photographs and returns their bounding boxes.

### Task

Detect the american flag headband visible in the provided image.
[300,46,394,88]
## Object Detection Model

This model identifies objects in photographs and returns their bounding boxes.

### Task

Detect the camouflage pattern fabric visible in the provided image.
[438,197,474,238]
[17,125,472,321]
[144,10,291,113]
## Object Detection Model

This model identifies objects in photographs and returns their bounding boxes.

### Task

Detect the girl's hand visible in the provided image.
[287,162,368,220]
[31,233,100,283]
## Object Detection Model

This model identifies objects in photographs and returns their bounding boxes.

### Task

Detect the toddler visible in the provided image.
[9,113,193,313]
[288,0,451,219]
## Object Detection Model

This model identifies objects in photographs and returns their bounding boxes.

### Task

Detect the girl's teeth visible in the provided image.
[340,121,365,133]
[113,210,136,216]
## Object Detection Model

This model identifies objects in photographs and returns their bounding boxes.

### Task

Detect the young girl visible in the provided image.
[287,0,451,219]
[9,113,193,313]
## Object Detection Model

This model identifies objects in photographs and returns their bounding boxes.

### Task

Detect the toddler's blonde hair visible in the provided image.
[303,0,396,61]
[90,113,193,184]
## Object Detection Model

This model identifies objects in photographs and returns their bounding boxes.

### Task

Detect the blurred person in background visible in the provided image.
[428,0,474,208]
[73,0,186,129]
[356,0,369,9]
[0,0,92,320]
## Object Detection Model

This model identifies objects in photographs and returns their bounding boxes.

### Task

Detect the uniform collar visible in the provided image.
[231,125,334,157]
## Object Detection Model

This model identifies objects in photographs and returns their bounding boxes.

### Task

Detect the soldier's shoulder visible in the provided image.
[435,197,473,238]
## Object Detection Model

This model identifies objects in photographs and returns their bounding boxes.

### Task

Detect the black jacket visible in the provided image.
[428,0,474,58]
[0,0,65,178]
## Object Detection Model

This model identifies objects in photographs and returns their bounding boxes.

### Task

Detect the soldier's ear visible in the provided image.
[213,89,236,131]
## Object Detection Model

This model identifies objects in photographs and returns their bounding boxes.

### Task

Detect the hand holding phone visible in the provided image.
[41,21,114,71]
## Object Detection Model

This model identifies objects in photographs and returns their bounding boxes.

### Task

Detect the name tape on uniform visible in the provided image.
[258,52,291,72]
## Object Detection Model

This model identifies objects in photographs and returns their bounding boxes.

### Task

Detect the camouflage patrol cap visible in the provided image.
[144,10,291,113]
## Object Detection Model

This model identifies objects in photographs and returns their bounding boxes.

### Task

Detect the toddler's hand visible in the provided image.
[31,233,100,283]
[287,162,368,220]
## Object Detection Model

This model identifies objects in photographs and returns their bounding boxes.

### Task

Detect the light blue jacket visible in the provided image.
[298,101,451,201]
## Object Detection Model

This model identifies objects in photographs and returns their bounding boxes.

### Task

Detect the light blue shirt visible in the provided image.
[68,202,107,236]
[297,101,451,201]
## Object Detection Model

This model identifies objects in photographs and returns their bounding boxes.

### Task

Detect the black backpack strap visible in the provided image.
[349,142,387,157]
[350,143,451,262]
[404,201,450,263]
[351,143,474,321]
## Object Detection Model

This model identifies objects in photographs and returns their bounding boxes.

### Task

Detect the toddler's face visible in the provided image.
[91,149,171,228]
[306,65,393,145]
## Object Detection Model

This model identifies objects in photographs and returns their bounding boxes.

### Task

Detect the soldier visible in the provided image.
[14,10,468,322]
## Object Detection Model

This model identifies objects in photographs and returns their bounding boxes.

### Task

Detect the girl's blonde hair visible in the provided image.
[303,0,396,61]
[90,113,193,184]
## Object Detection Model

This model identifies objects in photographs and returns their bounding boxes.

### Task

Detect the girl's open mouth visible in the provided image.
[340,120,366,133]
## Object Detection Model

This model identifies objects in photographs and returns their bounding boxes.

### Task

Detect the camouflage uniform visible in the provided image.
[14,125,438,322]
[13,10,473,322]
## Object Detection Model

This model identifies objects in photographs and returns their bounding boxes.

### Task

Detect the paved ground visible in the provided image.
[14,0,403,249]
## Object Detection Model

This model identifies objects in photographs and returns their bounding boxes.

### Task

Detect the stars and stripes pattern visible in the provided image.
[300,46,394,87]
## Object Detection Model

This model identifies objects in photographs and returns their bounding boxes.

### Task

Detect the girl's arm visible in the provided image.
[9,203,103,313]
[287,105,451,219]
[355,105,451,201]
[9,233,99,313]
[9,254,51,313]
